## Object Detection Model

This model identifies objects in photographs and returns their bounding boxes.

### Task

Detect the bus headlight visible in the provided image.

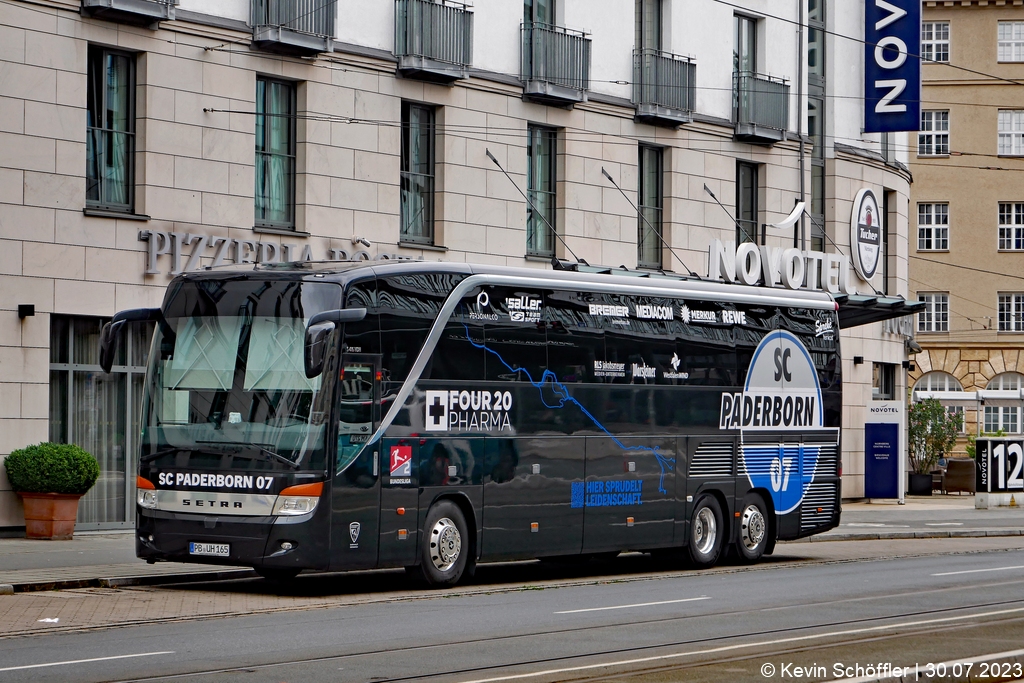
[272,496,318,516]
[272,482,323,517]
[137,489,158,509]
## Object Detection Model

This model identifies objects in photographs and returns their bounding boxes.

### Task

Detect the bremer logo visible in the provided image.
[390,445,412,479]
[589,304,630,317]
[425,390,513,433]
[851,188,882,281]
[719,330,824,431]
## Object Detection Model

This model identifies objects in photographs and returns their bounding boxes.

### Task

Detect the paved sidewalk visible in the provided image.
[1,494,1022,594]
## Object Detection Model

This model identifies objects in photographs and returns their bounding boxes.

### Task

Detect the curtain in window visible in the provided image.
[86,49,132,210]
[256,79,295,227]
[73,371,127,524]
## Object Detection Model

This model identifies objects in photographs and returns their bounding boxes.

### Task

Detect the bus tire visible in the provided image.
[255,567,300,582]
[687,495,724,568]
[736,493,769,563]
[417,500,469,587]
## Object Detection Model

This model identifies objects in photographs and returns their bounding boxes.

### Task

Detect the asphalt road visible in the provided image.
[3,547,1024,683]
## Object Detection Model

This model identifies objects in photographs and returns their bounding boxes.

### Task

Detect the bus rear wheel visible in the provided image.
[688,495,724,568]
[736,493,769,563]
[416,500,471,587]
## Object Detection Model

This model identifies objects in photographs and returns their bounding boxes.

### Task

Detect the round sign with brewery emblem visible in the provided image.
[850,188,882,281]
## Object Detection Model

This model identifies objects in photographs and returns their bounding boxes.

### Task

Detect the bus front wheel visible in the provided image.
[688,496,724,568]
[416,500,471,587]
[736,493,769,563]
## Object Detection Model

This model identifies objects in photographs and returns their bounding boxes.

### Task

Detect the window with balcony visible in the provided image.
[733,14,789,142]
[395,0,473,82]
[526,125,557,257]
[921,21,949,63]
[998,293,1024,332]
[999,203,1024,250]
[86,46,135,214]
[918,110,949,156]
[521,0,590,104]
[251,0,335,55]
[81,0,175,25]
[918,293,949,333]
[633,0,694,125]
[999,21,1024,62]
[917,203,949,251]
[400,102,435,245]
[255,76,296,230]
[736,162,759,244]
[637,145,663,269]
[999,110,1024,156]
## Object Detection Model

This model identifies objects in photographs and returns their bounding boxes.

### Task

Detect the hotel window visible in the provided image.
[989,373,1023,390]
[400,102,435,245]
[872,363,896,401]
[998,21,1024,62]
[637,145,663,269]
[998,293,1024,332]
[86,46,135,213]
[985,406,1020,433]
[918,111,949,156]
[918,293,949,333]
[914,371,963,392]
[49,315,153,526]
[998,110,1024,156]
[917,203,949,251]
[255,76,296,230]
[808,0,826,251]
[526,124,557,257]
[998,203,1024,250]
[736,161,758,244]
[921,21,949,63]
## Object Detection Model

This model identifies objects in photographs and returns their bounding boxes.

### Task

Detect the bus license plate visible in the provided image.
[189,542,229,557]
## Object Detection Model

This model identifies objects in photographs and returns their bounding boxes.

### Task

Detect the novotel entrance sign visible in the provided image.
[707,241,861,295]
[864,0,921,133]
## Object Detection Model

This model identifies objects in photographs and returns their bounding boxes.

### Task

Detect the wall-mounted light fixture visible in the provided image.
[902,360,915,370]
[17,304,35,319]
[853,356,864,365]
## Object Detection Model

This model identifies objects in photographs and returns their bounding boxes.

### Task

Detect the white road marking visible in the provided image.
[925,522,963,526]
[556,597,710,614]
[932,565,1024,577]
[0,651,174,673]
[825,647,1024,682]
[845,523,910,528]
[457,607,1024,683]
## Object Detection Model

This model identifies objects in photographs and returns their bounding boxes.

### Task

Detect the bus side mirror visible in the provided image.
[304,322,335,379]
[99,307,162,373]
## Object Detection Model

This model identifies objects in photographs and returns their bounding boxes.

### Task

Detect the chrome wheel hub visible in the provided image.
[740,504,766,551]
[429,517,462,571]
[694,507,717,555]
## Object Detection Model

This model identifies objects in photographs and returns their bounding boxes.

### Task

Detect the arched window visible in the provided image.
[986,373,1024,391]
[914,371,963,392]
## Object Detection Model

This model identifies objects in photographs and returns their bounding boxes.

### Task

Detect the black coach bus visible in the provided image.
[101,260,846,585]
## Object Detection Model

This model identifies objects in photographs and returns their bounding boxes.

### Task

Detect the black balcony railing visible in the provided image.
[633,48,696,125]
[81,0,175,25]
[733,71,790,143]
[521,22,590,104]
[251,0,335,55]
[396,0,473,82]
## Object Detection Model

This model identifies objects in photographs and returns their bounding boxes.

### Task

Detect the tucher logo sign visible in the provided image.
[851,189,882,281]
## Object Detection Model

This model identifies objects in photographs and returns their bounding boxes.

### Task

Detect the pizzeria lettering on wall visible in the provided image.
[139,230,408,275]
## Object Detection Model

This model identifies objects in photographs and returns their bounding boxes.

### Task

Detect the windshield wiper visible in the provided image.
[194,441,300,469]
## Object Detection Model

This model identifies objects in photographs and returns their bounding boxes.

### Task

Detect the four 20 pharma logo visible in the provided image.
[425,390,514,433]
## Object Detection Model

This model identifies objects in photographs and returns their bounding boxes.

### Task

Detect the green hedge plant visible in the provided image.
[4,443,100,495]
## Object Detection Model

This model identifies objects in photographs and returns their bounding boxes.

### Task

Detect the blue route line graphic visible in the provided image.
[462,325,676,494]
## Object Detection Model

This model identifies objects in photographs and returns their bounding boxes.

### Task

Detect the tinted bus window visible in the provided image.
[378,274,462,382]
[344,278,381,356]
[429,289,486,382]
[481,287,547,383]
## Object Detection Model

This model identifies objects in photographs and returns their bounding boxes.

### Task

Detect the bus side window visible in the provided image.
[378,275,443,383]
[545,289,604,384]
[483,287,547,382]
[343,278,380,356]
[428,293,486,382]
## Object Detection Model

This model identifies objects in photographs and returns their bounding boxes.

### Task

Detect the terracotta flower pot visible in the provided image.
[19,493,82,540]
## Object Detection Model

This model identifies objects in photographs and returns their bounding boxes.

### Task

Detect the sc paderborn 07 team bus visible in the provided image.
[100,260,845,585]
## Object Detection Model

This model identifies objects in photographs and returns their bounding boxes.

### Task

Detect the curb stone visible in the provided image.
[5,569,255,594]
[805,529,1023,542]
[0,585,12,595]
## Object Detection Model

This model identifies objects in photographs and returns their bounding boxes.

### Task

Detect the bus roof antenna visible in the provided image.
[603,168,700,278]
[485,149,585,268]
[703,184,751,243]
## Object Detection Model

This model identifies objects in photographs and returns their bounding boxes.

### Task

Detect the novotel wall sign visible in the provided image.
[864,0,921,133]
[707,241,860,295]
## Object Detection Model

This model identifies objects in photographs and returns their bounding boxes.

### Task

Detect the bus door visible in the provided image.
[330,355,382,570]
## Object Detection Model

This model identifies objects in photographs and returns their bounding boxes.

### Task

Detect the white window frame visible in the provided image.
[915,371,963,392]
[987,373,1024,390]
[985,405,1020,434]
[999,21,1024,62]
[998,293,1024,332]
[918,110,949,156]
[917,203,949,251]
[999,202,1024,250]
[921,21,950,63]
[998,110,1024,156]
[918,292,949,333]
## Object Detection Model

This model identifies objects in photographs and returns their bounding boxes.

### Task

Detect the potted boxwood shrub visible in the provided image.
[907,398,962,496]
[4,443,100,540]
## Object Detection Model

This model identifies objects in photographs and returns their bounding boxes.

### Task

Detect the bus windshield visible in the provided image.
[140,278,342,472]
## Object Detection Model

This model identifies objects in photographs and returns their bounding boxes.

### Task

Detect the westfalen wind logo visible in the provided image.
[664,352,689,380]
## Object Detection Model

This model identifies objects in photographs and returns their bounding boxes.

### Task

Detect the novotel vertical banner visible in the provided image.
[864,400,904,500]
[864,0,921,133]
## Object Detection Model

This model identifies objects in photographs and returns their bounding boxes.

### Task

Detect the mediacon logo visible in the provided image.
[719,330,824,431]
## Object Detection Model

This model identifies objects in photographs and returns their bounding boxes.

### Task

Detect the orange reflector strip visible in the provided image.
[735,511,741,517]
[818,507,824,513]
[279,482,323,497]
[397,507,405,515]
[398,529,408,540]
[531,522,539,531]
[136,475,155,490]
